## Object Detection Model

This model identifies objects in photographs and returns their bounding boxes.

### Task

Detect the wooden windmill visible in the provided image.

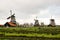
[34,17,40,27]
[4,10,16,27]
[48,16,56,27]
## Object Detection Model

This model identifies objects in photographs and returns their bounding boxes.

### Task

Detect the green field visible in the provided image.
[0,27,60,40]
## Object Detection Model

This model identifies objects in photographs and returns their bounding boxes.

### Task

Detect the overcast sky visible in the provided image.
[0,0,60,25]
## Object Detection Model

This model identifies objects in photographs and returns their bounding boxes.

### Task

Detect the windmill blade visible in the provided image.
[10,10,12,16]
[7,10,15,19]
[12,13,15,16]
[7,16,11,19]
[7,10,13,19]
[13,13,15,15]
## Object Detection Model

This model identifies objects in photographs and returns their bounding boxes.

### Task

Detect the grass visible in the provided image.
[0,27,60,38]
[4,33,60,38]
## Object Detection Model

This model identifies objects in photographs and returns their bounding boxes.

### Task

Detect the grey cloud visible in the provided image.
[0,0,60,19]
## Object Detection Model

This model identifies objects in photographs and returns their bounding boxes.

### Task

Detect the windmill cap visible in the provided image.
[50,19,54,21]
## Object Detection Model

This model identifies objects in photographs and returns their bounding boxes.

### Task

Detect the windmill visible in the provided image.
[34,16,40,27]
[48,16,56,27]
[4,10,16,27]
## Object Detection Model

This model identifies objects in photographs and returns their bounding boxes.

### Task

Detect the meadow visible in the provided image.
[0,26,60,40]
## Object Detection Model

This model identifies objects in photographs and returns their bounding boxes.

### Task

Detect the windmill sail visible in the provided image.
[7,16,11,19]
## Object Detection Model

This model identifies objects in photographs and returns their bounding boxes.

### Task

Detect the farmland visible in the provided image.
[0,27,60,40]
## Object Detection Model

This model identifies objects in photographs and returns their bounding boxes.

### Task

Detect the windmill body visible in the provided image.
[50,19,55,26]
[48,19,56,27]
[7,13,16,24]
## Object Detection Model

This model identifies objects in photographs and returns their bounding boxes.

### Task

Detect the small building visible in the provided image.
[40,22,44,27]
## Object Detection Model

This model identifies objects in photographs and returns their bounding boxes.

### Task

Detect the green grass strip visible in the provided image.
[5,33,60,38]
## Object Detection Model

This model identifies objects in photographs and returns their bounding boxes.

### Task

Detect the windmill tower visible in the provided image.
[7,10,16,24]
[34,17,40,27]
[48,16,56,27]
